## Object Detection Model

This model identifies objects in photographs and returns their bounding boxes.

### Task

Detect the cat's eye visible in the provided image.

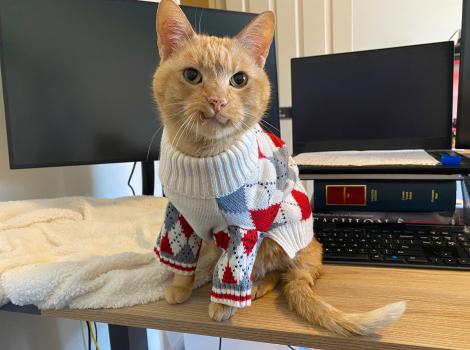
[183,68,202,85]
[230,72,248,88]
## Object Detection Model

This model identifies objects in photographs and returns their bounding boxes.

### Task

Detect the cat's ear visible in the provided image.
[235,11,275,67]
[156,0,195,60]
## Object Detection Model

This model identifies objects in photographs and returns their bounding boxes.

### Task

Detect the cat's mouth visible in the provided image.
[200,113,229,128]
[193,111,234,139]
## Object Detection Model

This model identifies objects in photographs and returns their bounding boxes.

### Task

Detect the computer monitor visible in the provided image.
[291,42,454,154]
[456,0,470,148]
[0,0,280,169]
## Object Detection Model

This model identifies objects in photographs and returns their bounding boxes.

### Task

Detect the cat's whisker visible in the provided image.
[146,125,164,161]
[175,114,195,150]
[259,118,281,134]
[174,113,194,148]
[238,120,257,137]
[171,116,192,147]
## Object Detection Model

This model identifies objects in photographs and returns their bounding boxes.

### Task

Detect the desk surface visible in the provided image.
[42,265,470,350]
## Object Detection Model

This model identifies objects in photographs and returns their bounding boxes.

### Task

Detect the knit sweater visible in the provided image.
[154,124,313,308]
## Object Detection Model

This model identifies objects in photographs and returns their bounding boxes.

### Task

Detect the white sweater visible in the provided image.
[155,124,313,307]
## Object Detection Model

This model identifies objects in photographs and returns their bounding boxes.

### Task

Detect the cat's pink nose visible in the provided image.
[208,97,228,113]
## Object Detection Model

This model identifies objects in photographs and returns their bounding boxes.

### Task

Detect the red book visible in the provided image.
[326,185,366,206]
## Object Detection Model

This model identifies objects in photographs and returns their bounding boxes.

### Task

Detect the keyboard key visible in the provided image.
[324,254,369,262]
[458,258,470,266]
[407,256,428,264]
[399,235,414,239]
[371,254,383,261]
[439,252,453,258]
[443,258,457,265]
[396,250,424,256]
[384,255,406,263]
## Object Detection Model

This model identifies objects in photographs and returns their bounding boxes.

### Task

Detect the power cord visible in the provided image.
[287,346,296,350]
[219,337,222,350]
[94,322,98,345]
[127,162,137,196]
[85,321,100,350]
[86,321,91,350]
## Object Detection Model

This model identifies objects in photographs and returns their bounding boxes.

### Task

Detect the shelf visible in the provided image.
[40,265,470,350]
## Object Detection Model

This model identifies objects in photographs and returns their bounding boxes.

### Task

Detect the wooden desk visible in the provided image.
[42,265,470,350]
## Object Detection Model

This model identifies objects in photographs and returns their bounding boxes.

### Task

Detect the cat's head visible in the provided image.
[152,0,275,154]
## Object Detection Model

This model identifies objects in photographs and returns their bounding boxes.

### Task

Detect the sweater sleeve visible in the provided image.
[154,201,202,275]
[210,227,264,308]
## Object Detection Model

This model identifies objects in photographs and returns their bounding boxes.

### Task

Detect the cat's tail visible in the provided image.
[282,269,406,336]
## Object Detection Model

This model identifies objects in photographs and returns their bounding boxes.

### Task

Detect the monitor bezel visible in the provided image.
[291,41,454,154]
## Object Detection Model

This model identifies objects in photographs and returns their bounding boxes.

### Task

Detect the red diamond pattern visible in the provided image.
[263,130,285,148]
[291,189,312,220]
[159,233,174,255]
[179,215,193,239]
[250,203,281,232]
[214,230,230,251]
[222,262,237,284]
[242,230,259,255]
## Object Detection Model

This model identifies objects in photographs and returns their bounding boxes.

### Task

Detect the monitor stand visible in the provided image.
[141,160,154,196]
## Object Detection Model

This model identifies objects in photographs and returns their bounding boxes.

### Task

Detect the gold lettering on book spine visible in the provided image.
[371,189,378,202]
[401,191,413,201]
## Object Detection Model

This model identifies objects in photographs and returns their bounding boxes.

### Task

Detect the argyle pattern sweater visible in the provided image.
[155,124,313,308]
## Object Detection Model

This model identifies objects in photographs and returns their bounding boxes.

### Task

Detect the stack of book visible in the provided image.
[312,180,463,226]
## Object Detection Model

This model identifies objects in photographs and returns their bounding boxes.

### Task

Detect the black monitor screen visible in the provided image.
[291,42,453,154]
[456,1,470,148]
[0,0,280,168]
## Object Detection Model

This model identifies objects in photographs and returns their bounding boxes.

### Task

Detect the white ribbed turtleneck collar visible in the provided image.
[159,126,259,199]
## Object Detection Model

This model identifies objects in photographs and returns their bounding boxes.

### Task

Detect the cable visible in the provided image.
[287,346,296,350]
[218,337,222,350]
[127,162,137,196]
[87,321,101,350]
[86,321,91,350]
[94,322,98,345]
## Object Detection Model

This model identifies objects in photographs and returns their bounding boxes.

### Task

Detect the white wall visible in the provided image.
[353,0,462,51]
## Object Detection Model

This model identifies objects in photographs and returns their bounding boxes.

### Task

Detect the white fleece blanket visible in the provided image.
[0,196,216,310]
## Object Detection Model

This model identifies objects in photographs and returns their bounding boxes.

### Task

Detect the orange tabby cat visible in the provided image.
[152,0,405,336]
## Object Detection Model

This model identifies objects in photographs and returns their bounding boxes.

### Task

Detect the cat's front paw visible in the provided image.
[164,284,192,304]
[208,302,237,321]
[252,280,272,300]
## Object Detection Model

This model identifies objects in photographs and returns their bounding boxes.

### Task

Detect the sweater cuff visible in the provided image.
[210,286,252,308]
[154,246,198,275]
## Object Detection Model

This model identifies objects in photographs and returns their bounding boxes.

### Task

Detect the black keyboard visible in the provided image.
[315,224,470,270]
